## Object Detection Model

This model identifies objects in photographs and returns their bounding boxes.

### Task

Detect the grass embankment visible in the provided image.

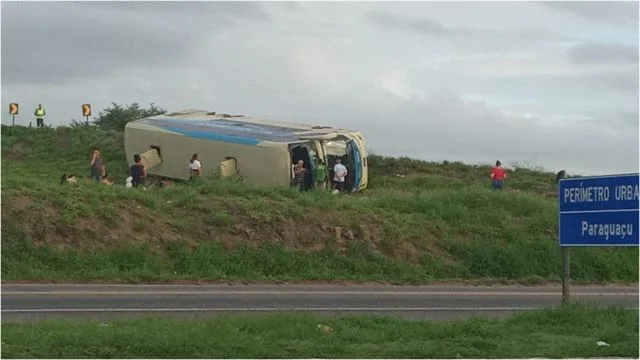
[1,305,638,358]
[1,125,638,284]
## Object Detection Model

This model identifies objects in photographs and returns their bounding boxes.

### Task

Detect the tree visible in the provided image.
[90,102,166,132]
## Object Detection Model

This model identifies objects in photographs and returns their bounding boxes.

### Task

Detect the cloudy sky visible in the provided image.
[2,1,638,175]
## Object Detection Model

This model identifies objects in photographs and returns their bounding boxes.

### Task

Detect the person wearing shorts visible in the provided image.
[332,159,348,193]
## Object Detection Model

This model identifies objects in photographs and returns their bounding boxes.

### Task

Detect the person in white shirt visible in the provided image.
[189,153,202,179]
[332,159,348,193]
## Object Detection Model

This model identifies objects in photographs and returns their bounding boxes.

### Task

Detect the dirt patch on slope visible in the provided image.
[1,193,443,263]
[3,195,185,252]
[3,140,33,161]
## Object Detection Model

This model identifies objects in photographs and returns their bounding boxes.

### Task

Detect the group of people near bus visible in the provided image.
[79,147,344,193]
[66,148,510,193]
[88,147,148,188]
[298,158,508,193]
[292,158,348,193]
[62,148,202,188]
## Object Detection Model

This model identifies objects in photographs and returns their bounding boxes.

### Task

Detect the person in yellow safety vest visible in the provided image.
[34,104,46,128]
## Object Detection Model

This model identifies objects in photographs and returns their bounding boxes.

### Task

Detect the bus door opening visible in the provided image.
[324,139,355,192]
[290,144,314,190]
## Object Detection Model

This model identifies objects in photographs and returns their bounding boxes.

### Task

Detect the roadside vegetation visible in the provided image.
[2,305,637,358]
[1,103,638,284]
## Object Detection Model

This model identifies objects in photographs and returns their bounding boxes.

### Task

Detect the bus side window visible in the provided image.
[220,157,239,177]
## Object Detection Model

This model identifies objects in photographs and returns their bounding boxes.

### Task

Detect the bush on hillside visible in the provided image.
[71,102,166,131]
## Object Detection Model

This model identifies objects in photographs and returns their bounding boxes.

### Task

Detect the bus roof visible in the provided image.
[129,110,356,145]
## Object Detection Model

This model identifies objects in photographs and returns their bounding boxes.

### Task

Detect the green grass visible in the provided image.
[1,125,638,284]
[1,305,638,358]
[2,227,638,284]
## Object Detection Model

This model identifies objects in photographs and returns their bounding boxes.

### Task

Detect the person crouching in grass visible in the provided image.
[60,173,77,185]
[129,154,147,188]
[101,168,114,186]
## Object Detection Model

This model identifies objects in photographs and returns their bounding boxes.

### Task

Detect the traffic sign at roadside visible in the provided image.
[82,104,92,117]
[9,103,18,115]
[559,173,639,247]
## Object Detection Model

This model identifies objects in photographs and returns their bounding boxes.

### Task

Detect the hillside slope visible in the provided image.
[1,125,637,284]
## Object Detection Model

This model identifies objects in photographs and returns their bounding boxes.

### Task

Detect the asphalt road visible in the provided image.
[1,283,638,322]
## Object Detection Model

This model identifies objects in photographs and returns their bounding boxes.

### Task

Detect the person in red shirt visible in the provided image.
[490,160,506,190]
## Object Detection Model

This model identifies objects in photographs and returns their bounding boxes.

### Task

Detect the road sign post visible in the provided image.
[561,246,570,304]
[9,103,19,126]
[82,104,92,125]
[558,173,639,304]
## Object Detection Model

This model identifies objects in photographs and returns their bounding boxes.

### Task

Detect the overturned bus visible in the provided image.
[123,109,369,192]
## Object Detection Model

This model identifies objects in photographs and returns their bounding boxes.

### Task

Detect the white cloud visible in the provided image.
[373,70,417,101]
[1,1,638,175]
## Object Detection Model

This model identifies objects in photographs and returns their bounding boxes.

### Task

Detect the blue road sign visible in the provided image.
[559,173,639,247]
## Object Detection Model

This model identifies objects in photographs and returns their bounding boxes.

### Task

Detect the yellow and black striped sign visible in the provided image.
[82,104,92,117]
[9,103,18,115]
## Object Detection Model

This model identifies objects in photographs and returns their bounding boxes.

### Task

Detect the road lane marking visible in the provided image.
[4,283,637,288]
[1,291,637,296]
[0,307,544,313]
[2,306,638,314]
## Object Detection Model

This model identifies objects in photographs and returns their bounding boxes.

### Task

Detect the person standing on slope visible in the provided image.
[313,159,327,190]
[34,104,46,128]
[188,153,202,179]
[490,160,506,191]
[333,159,348,194]
[90,148,105,183]
[293,160,306,191]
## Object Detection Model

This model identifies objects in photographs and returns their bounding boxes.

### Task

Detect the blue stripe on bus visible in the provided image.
[147,117,300,143]
[165,127,261,146]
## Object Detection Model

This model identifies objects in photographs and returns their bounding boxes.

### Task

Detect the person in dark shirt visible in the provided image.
[90,148,105,183]
[129,154,147,188]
